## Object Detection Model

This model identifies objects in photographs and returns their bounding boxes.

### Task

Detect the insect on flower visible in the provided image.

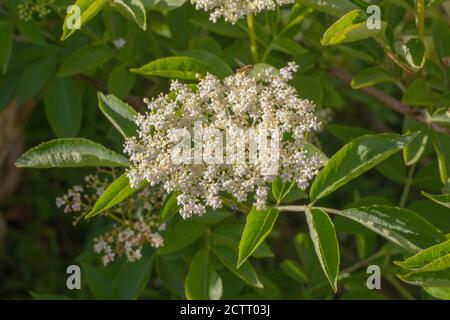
[236,64,254,74]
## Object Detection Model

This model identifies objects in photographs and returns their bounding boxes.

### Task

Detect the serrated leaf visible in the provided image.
[212,245,263,288]
[130,56,210,81]
[305,208,340,292]
[85,174,148,218]
[395,239,450,272]
[322,9,386,46]
[422,192,450,209]
[44,77,82,138]
[110,0,147,30]
[337,205,446,252]
[310,133,416,202]
[97,92,138,138]
[15,138,130,168]
[237,207,279,267]
[351,66,393,89]
[185,248,222,300]
[61,0,108,40]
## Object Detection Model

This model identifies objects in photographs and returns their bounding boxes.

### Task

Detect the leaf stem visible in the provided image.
[399,162,416,208]
[276,205,342,215]
[247,13,259,63]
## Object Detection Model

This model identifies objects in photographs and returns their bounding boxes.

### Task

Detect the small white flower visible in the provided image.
[113,38,126,49]
[191,0,295,24]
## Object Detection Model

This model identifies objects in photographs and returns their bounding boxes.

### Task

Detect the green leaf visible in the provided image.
[337,205,446,252]
[402,79,438,107]
[107,65,136,99]
[422,192,450,209]
[430,108,450,128]
[57,45,114,77]
[305,208,340,292]
[61,0,108,40]
[398,270,450,288]
[401,38,425,70]
[432,18,450,65]
[160,192,179,221]
[321,9,386,46]
[327,124,407,184]
[310,133,416,202]
[175,50,232,78]
[272,38,308,55]
[0,74,19,112]
[185,248,223,300]
[97,92,138,138]
[44,78,82,138]
[85,174,147,218]
[409,199,450,233]
[296,0,358,17]
[212,245,263,288]
[0,21,13,74]
[130,56,210,81]
[112,247,155,299]
[395,239,450,272]
[237,207,279,267]
[110,0,147,30]
[16,55,58,104]
[280,259,309,284]
[402,118,428,166]
[158,220,206,254]
[190,16,246,38]
[351,66,393,89]
[424,287,450,299]
[15,138,130,168]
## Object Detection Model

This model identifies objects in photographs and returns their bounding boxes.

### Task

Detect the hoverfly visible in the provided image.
[236,64,254,74]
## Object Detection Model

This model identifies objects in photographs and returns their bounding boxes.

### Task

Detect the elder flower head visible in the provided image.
[124,62,323,218]
[191,0,294,23]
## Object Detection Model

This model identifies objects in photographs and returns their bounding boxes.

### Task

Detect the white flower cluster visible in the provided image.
[55,185,84,213]
[55,174,107,214]
[56,173,167,265]
[94,218,165,266]
[124,62,323,218]
[191,0,294,23]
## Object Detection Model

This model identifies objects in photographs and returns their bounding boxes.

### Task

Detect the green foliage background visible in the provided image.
[1,0,450,300]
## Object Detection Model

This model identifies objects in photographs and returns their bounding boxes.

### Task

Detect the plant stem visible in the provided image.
[247,13,259,63]
[417,0,425,41]
[399,163,416,208]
